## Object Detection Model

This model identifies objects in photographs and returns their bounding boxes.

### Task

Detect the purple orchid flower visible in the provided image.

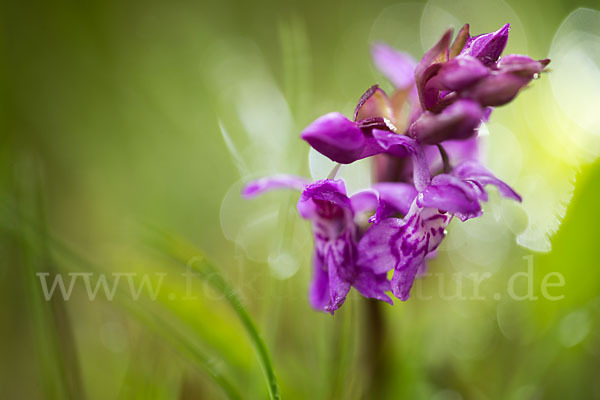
[242,176,393,313]
[241,21,548,312]
[357,202,451,300]
[357,143,521,300]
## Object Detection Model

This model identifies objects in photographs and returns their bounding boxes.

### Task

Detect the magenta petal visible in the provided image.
[351,183,417,223]
[390,257,425,301]
[452,160,522,202]
[419,63,444,111]
[460,23,510,65]
[463,72,530,107]
[353,270,393,305]
[497,54,548,76]
[370,129,412,158]
[324,247,352,314]
[297,179,352,220]
[301,112,366,164]
[309,253,330,311]
[372,129,431,191]
[386,205,450,300]
[349,189,378,214]
[360,205,450,301]
[417,174,482,221]
[437,55,489,91]
[409,99,484,144]
[357,219,403,275]
[370,182,418,223]
[416,29,452,110]
[242,174,310,198]
[371,43,417,89]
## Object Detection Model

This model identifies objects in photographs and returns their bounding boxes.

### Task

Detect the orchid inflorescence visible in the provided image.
[243,24,549,314]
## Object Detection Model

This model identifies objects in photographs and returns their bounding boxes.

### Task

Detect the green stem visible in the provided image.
[363,298,386,398]
[188,256,281,400]
[436,143,451,173]
[327,163,342,180]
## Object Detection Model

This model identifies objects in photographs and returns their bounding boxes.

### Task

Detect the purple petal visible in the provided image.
[309,253,330,311]
[409,99,484,144]
[359,204,450,301]
[371,43,417,90]
[372,129,431,191]
[301,112,366,164]
[390,256,425,301]
[242,174,310,198]
[460,23,510,65]
[497,54,549,76]
[370,129,411,157]
[357,218,403,274]
[297,179,352,220]
[388,205,450,300]
[419,64,444,111]
[353,270,393,305]
[462,72,530,107]
[300,182,358,314]
[416,29,452,80]
[349,189,378,214]
[370,182,418,223]
[437,55,489,91]
[323,237,353,314]
[452,160,521,202]
[417,250,438,278]
[417,174,482,221]
[416,29,452,110]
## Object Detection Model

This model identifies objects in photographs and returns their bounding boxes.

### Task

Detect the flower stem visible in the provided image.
[436,143,451,173]
[327,163,342,180]
[363,298,387,398]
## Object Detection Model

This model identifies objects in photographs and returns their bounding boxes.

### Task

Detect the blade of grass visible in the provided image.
[142,226,281,400]
[13,157,83,400]
[49,235,243,400]
[0,198,242,400]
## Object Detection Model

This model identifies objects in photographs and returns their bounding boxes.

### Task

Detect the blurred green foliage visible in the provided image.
[2,0,600,399]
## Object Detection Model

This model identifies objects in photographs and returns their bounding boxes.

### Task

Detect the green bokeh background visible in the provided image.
[3,0,600,398]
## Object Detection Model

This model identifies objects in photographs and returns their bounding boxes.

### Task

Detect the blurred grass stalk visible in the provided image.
[13,156,84,399]
[142,227,281,400]
[48,234,243,400]
[2,168,280,399]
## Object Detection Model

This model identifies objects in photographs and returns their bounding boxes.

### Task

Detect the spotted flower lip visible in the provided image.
[242,176,393,313]
[357,157,521,300]
[358,203,450,300]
